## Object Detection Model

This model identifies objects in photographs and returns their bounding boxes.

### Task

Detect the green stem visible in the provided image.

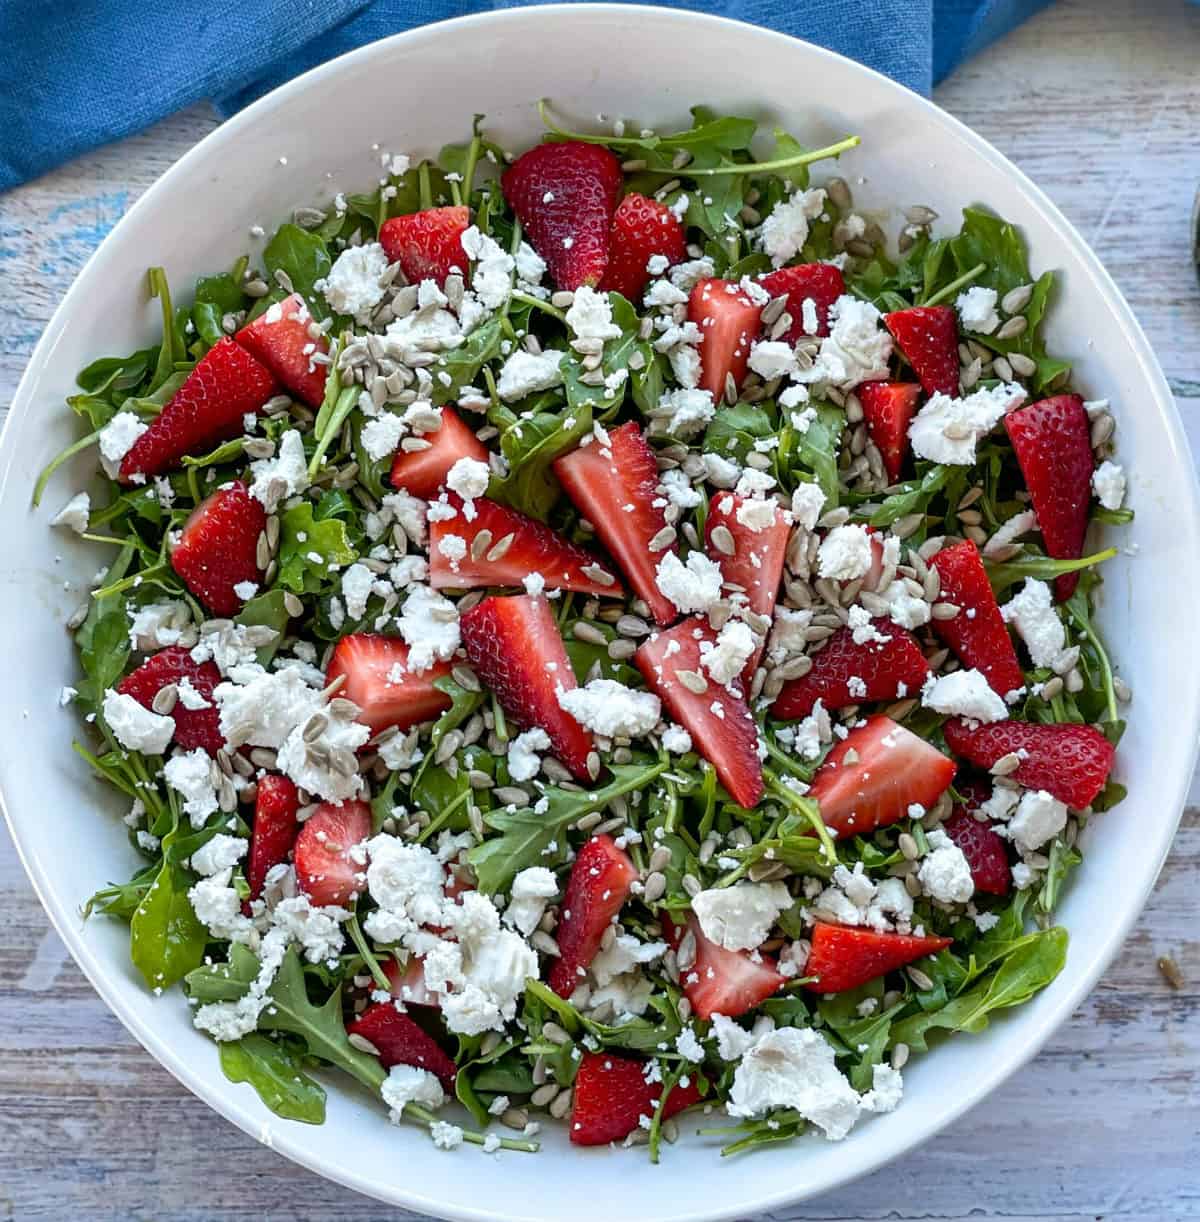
[510,291,567,323]
[308,385,361,478]
[491,696,508,743]
[404,1103,540,1152]
[461,133,482,205]
[922,261,987,308]
[765,773,837,865]
[1065,601,1119,724]
[684,136,861,178]
[416,788,471,845]
[345,916,390,991]
[418,162,433,211]
[761,735,810,781]
[33,429,102,507]
[92,562,169,600]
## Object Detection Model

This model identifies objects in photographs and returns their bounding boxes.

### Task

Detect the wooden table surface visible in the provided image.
[2,1,1198,1217]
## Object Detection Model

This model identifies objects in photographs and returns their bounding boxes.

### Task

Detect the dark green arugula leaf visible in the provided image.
[867,464,953,527]
[561,294,650,419]
[486,400,591,522]
[263,225,331,316]
[219,1033,327,1124]
[235,590,290,666]
[784,402,845,506]
[130,859,208,990]
[703,402,774,464]
[431,319,504,406]
[276,502,357,594]
[74,541,135,712]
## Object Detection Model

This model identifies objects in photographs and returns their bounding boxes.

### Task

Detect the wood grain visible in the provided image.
[1,0,1198,1218]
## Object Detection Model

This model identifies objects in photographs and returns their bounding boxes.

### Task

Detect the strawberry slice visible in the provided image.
[803,923,952,993]
[459,594,594,781]
[501,141,623,290]
[929,540,1025,697]
[548,834,637,998]
[809,715,957,839]
[942,781,1011,896]
[244,774,299,908]
[116,646,223,753]
[389,405,489,499]
[235,292,328,407]
[169,481,266,616]
[1005,394,1094,600]
[120,337,275,482]
[668,912,785,1020]
[553,421,677,625]
[883,306,959,397]
[347,1003,457,1087]
[569,1051,703,1146]
[384,955,439,1008]
[942,718,1115,809]
[324,633,452,737]
[293,800,371,908]
[857,381,921,483]
[689,277,763,401]
[598,192,687,301]
[771,619,930,720]
[636,618,763,808]
[378,205,469,287]
[758,263,845,340]
[429,495,622,597]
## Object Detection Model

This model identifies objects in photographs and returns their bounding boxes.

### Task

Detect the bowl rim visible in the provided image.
[2,5,1197,1218]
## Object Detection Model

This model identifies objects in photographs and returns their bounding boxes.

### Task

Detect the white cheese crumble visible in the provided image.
[758,188,826,267]
[496,349,564,401]
[565,285,621,341]
[909,383,1026,465]
[1007,788,1068,852]
[921,669,1007,722]
[249,429,310,512]
[51,491,91,533]
[215,666,321,750]
[461,225,515,309]
[654,387,715,439]
[917,829,976,903]
[320,242,390,323]
[690,882,792,951]
[817,523,873,581]
[1092,460,1126,510]
[102,690,175,755]
[956,285,1000,335]
[360,412,405,462]
[558,678,662,737]
[1001,578,1069,669]
[397,586,460,672]
[446,456,490,502]
[660,723,693,754]
[382,1065,446,1121]
[98,411,148,477]
[503,866,558,935]
[190,833,248,877]
[802,296,892,390]
[164,748,220,826]
[507,727,551,782]
[655,550,724,614]
[790,482,826,531]
[699,619,757,686]
[127,600,196,651]
[276,700,369,802]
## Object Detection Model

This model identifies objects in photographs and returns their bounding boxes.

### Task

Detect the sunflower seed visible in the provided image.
[1001,283,1033,315]
[1113,676,1133,703]
[905,204,939,226]
[675,669,708,694]
[649,525,677,552]
[500,1107,529,1131]
[681,873,702,898]
[891,1042,911,1070]
[1090,412,1115,449]
[151,685,178,715]
[616,614,650,638]
[642,872,667,903]
[581,563,616,587]
[1158,955,1185,990]
[907,966,934,991]
[996,314,1028,340]
[586,751,602,781]
[451,665,481,692]
[530,931,561,958]
[826,176,853,210]
[249,747,277,770]
[302,712,329,742]
[1039,675,1064,700]
[347,1032,380,1056]
[990,752,1022,777]
[648,846,673,874]
[549,1088,574,1119]
[1008,351,1037,377]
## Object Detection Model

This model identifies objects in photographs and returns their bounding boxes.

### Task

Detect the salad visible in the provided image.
[39,103,1132,1159]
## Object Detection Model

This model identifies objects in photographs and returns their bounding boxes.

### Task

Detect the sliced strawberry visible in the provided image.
[378,205,469,287]
[704,492,789,686]
[388,405,489,499]
[244,774,299,909]
[758,263,845,340]
[668,912,784,1020]
[636,618,763,808]
[120,337,275,483]
[689,277,762,401]
[553,421,677,625]
[293,800,371,908]
[324,633,452,737]
[942,799,1011,897]
[928,540,1025,697]
[942,718,1115,809]
[857,381,921,483]
[384,955,439,1008]
[501,141,623,290]
[548,834,637,998]
[169,481,266,616]
[569,1050,703,1146]
[1005,394,1094,600]
[235,292,327,407]
[809,715,957,839]
[803,923,952,993]
[459,594,594,781]
[883,306,959,397]
[116,646,223,753]
[598,192,687,302]
[347,1003,457,1087]
[772,619,930,720]
[429,495,622,597]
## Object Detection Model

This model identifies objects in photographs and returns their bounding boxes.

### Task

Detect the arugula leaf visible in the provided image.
[129,859,208,990]
[986,546,1117,598]
[263,225,332,316]
[788,402,846,506]
[561,294,649,418]
[74,542,135,713]
[235,590,290,665]
[486,401,591,522]
[219,1033,327,1124]
[276,502,357,594]
[703,403,774,464]
[431,319,504,406]
[867,465,954,528]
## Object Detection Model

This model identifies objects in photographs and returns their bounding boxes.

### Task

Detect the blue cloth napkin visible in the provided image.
[0,0,1052,192]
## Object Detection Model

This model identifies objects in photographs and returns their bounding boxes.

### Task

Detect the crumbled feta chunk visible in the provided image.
[382,1065,446,1120]
[496,349,564,401]
[918,829,975,903]
[661,723,692,754]
[956,285,1000,335]
[790,483,826,531]
[98,411,148,477]
[503,867,558,936]
[700,619,757,686]
[250,429,310,512]
[460,226,514,309]
[51,491,90,533]
[758,189,826,267]
[921,669,1008,722]
[164,748,220,826]
[558,678,661,737]
[190,833,247,877]
[1007,789,1068,852]
[909,384,1026,465]
[128,600,196,651]
[654,387,715,439]
[507,727,551,782]
[446,456,490,502]
[397,586,460,673]
[102,690,174,755]
[565,285,621,341]
[1092,460,1126,510]
[1001,578,1068,669]
[321,242,389,323]
[817,524,873,581]
[655,550,724,614]
[690,882,792,951]
[361,412,405,462]
[276,700,369,802]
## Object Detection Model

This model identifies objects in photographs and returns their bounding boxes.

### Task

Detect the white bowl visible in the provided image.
[1,6,1196,1219]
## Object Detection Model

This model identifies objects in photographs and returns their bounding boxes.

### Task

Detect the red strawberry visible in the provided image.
[553,421,677,625]
[169,481,266,615]
[459,594,594,781]
[347,1003,457,1087]
[389,405,489,498]
[636,618,763,808]
[235,292,328,407]
[803,923,952,993]
[857,381,921,483]
[668,913,784,1020]
[758,263,845,341]
[429,495,622,597]
[501,141,623,290]
[116,646,223,753]
[293,800,371,908]
[809,715,957,839]
[1005,394,1094,600]
[323,634,452,737]
[942,795,1011,897]
[378,205,469,287]
[942,718,1114,809]
[244,774,299,907]
[929,540,1025,697]
[120,337,275,482]
[883,306,959,397]
[569,1051,703,1146]
[384,955,439,1008]
[772,619,930,720]
[548,834,637,998]
[689,277,762,401]
[598,193,687,301]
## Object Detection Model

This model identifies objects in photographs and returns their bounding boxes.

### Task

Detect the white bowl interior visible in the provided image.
[1,8,1196,1220]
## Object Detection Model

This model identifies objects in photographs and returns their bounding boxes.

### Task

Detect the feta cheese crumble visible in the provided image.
[558,678,661,737]
[655,550,723,614]
[956,285,1000,335]
[690,882,792,951]
[921,669,1008,722]
[1092,460,1126,510]
[909,383,1026,465]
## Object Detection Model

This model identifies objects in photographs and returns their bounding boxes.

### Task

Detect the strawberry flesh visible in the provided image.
[293,800,371,908]
[548,834,638,997]
[598,192,687,302]
[347,1003,458,1087]
[689,277,762,401]
[459,594,594,781]
[116,646,223,753]
[389,405,489,499]
[804,923,952,993]
[169,480,266,616]
[883,306,959,397]
[378,205,469,287]
[569,1050,703,1146]
[324,633,452,737]
[857,381,921,483]
[758,263,845,341]
[245,774,299,908]
[235,292,328,407]
[669,912,784,1020]
[384,955,439,1008]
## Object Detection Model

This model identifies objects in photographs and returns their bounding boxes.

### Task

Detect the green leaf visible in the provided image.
[235,589,291,665]
[868,465,954,528]
[561,294,649,419]
[986,547,1117,598]
[74,542,135,712]
[703,402,774,464]
[263,225,332,316]
[787,402,845,507]
[276,502,357,594]
[130,860,208,990]
[430,319,504,406]
[219,1033,327,1124]
[147,267,187,392]
[487,401,592,522]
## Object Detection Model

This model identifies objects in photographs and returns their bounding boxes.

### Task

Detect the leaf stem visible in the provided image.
[345,915,390,991]
[922,261,987,308]
[764,773,837,865]
[511,291,567,323]
[33,429,102,506]
[308,385,360,478]
[685,135,861,178]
